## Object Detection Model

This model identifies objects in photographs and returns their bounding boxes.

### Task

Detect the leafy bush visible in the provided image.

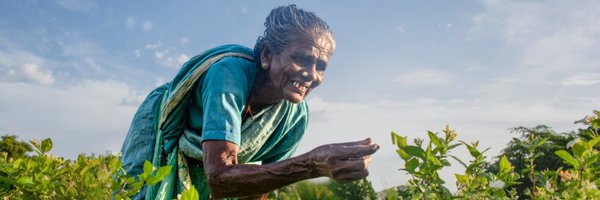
[328,179,377,200]
[0,137,171,200]
[390,110,600,199]
[269,180,334,200]
[391,125,519,199]
[268,179,377,200]
[485,125,576,198]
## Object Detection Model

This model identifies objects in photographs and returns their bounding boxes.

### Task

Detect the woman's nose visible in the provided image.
[302,66,319,81]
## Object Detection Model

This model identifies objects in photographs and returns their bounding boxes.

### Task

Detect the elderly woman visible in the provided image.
[120,5,379,199]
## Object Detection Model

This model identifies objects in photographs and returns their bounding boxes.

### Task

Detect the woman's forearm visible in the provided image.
[202,139,378,199]
[205,152,318,198]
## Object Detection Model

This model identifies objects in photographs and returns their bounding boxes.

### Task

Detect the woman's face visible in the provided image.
[265,33,334,103]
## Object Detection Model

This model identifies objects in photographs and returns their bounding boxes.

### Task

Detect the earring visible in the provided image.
[261,62,269,70]
[302,71,309,77]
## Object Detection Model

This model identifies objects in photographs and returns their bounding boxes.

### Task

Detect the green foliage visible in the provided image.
[533,111,600,199]
[179,186,199,200]
[0,137,171,199]
[269,179,377,200]
[391,110,600,199]
[0,135,32,160]
[328,179,377,200]
[269,180,334,200]
[392,125,519,199]
[486,125,576,198]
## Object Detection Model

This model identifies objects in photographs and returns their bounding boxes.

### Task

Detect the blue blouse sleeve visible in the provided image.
[188,57,254,146]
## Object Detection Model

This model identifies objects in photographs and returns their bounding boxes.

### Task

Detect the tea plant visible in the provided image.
[391,125,519,199]
[487,125,575,198]
[0,138,171,199]
[535,111,600,199]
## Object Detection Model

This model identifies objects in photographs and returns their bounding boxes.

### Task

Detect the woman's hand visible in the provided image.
[307,138,379,182]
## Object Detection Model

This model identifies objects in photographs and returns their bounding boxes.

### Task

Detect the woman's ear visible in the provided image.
[260,46,272,65]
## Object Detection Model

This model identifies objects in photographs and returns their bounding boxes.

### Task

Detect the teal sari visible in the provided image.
[120,45,308,200]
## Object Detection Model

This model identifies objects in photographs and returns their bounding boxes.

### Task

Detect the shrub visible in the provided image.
[0,138,171,200]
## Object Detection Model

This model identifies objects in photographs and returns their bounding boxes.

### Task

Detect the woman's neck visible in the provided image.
[245,71,281,116]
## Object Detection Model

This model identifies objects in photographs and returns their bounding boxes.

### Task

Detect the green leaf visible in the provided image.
[582,154,600,167]
[555,150,579,168]
[455,174,469,185]
[499,155,513,174]
[534,137,549,147]
[592,119,600,130]
[449,155,468,168]
[426,147,443,167]
[391,132,407,148]
[572,141,589,158]
[588,137,600,148]
[146,166,171,185]
[155,165,172,180]
[17,177,34,186]
[396,149,410,160]
[462,142,481,157]
[401,146,426,160]
[143,160,154,175]
[447,143,461,150]
[405,158,419,173]
[41,138,53,153]
[145,175,160,185]
[427,131,442,148]
[125,182,143,197]
[180,187,200,200]
[440,159,451,166]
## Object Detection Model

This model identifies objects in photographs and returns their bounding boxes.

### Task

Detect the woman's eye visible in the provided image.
[316,62,327,72]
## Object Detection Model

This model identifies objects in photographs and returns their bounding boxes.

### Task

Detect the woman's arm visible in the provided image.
[202,138,379,199]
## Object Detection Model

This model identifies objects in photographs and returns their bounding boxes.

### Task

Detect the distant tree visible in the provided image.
[0,135,33,160]
[486,125,576,199]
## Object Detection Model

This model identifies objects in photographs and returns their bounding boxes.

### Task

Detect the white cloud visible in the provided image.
[0,79,145,159]
[154,50,168,60]
[145,42,160,49]
[394,25,406,33]
[177,54,189,64]
[0,48,45,68]
[155,77,166,87]
[126,16,135,29]
[55,0,95,12]
[2,63,55,85]
[180,37,190,45]
[471,0,600,71]
[153,50,189,68]
[241,8,248,14]
[59,39,103,57]
[21,64,55,85]
[559,73,600,86]
[142,20,153,32]
[522,32,594,70]
[134,49,141,58]
[393,69,453,85]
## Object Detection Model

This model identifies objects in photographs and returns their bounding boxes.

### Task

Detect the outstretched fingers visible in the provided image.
[328,138,374,147]
[330,143,379,160]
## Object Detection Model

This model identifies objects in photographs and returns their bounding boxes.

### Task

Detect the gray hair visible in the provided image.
[254,5,334,62]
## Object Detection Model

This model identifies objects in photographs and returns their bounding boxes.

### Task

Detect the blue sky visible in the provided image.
[1,0,599,191]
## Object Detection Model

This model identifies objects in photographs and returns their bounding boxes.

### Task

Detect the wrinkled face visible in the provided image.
[264,33,334,103]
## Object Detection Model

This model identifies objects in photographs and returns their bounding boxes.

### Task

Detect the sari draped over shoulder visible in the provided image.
[120,45,307,200]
